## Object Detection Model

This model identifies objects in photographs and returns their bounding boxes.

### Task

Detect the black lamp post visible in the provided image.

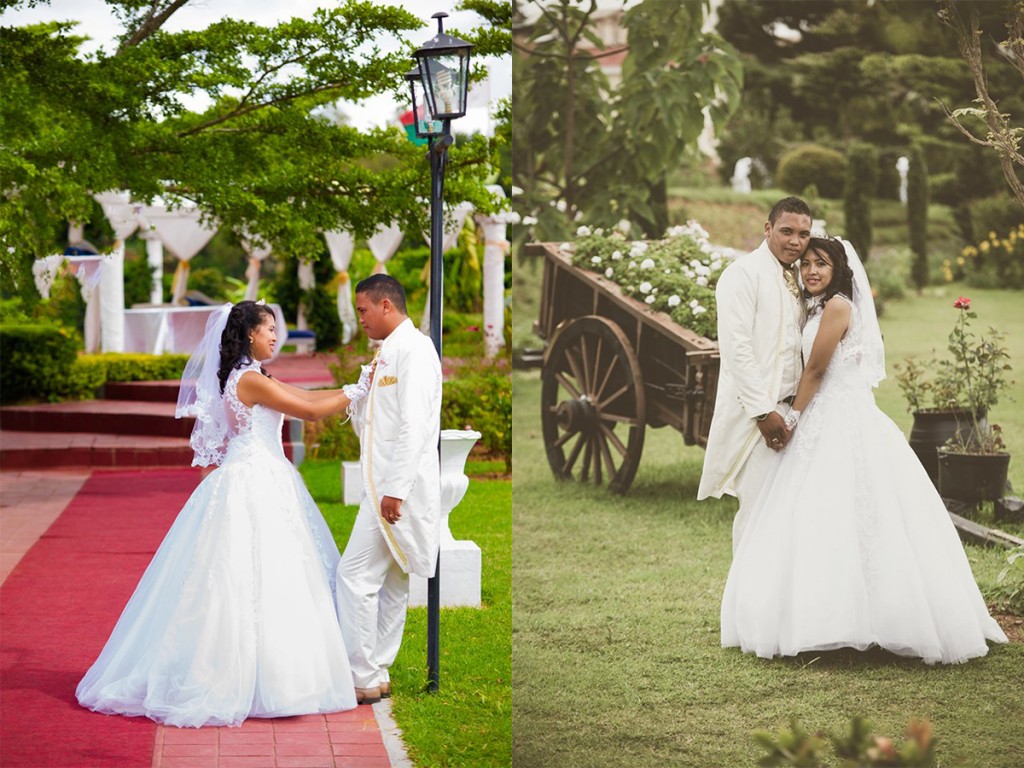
[409,11,473,694]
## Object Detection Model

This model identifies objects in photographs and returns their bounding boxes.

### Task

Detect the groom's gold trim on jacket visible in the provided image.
[365,370,408,569]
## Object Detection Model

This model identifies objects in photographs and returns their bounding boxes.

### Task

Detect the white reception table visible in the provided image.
[123,303,288,359]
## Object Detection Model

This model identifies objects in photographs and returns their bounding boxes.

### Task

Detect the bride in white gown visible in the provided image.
[721,238,1007,664]
[77,301,370,727]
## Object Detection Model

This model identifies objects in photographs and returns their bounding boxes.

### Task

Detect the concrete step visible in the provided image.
[104,380,180,402]
[1,400,193,438]
[0,430,303,470]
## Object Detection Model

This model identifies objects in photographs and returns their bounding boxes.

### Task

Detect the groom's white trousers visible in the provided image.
[336,501,409,689]
[731,440,776,554]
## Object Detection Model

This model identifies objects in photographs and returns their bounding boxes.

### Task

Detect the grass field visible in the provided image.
[512,372,1023,767]
[299,458,511,767]
[512,195,1024,766]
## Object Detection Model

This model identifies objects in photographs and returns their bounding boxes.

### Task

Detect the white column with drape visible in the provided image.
[420,201,475,334]
[367,222,404,275]
[476,206,516,358]
[66,256,106,353]
[324,230,356,343]
[240,236,273,302]
[297,259,316,331]
[95,191,140,352]
[139,205,218,304]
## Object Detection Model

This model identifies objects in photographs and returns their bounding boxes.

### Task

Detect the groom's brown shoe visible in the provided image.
[355,686,382,705]
[379,682,391,698]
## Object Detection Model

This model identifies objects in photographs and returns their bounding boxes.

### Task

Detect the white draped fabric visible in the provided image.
[95,191,140,352]
[138,206,218,303]
[324,230,356,343]
[65,256,106,353]
[142,234,164,304]
[240,237,273,302]
[296,260,316,331]
[32,254,66,300]
[367,222,404,275]
[476,210,515,358]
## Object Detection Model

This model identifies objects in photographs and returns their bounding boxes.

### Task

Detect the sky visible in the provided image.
[0,0,510,135]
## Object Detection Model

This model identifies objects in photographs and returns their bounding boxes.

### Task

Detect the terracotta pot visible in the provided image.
[908,409,986,486]
[936,450,1010,502]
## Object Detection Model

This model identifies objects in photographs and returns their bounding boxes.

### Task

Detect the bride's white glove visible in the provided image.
[341,361,375,404]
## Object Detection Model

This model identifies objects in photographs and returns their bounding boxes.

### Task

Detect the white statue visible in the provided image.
[896,156,910,205]
[731,157,753,194]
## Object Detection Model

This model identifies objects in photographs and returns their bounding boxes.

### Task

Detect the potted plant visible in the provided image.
[894,296,1011,491]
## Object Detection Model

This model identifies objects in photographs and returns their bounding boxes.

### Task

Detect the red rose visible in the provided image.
[953,296,971,309]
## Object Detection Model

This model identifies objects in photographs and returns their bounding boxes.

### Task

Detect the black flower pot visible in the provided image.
[936,450,1010,502]
[909,409,987,487]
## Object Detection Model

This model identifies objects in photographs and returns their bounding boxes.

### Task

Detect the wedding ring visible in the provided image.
[771,438,780,443]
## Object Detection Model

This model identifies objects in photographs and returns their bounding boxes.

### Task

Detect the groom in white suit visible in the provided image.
[337,274,442,704]
[698,197,812,551]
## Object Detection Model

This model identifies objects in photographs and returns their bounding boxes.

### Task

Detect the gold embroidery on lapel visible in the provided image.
[378,375,398,387]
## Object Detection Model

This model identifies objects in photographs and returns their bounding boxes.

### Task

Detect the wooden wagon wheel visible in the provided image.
[541,316,646,494]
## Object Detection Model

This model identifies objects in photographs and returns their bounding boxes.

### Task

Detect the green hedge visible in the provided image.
[0,324,81,402]
[776,144,847,199]
[0,326,190,404]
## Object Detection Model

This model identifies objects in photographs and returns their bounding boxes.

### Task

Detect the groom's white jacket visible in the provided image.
[697,241,802,500]
[350,318,442,577]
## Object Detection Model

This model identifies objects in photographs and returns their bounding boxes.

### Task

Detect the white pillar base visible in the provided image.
[408,540,482,608]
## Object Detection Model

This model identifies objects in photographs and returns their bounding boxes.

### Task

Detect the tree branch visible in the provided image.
[119,0,191,51]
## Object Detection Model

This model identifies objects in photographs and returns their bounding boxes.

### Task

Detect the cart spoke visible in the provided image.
[580,432,594,482]
[552,425,580,450]
[564,348,586,396]
[593,348,617,404]
[554,371,582,400]
[599,421,629,459]
[592,432,603,485]
[562,431,586,475]
[598,428,618,478]
[579,336,593,394]
[595,383,631,411]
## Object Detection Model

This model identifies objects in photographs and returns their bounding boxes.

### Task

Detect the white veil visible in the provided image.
[840,238,886,388]
[175,303,234,467]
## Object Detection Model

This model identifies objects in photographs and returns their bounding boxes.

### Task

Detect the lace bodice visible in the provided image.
[801,296,875,400]
[220,361,285,463]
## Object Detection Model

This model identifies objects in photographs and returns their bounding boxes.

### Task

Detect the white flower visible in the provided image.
[594,227,604,236]
[689,259,701,269]
[605,267,614,278]
[628,261,637,269]
[616,219,632,234]
[645,295,656,304]
[695,264,711,277]
[711,260,723,271]
[694,306,707,315]
[639,281,653,294]
[523,215,538,226]
[640,258,655,270]
[574,211,583,221]
[577,225,592,237]
[555,199,567,212]
[689,299,700,309]
[629,242,648,257]
[696,276,708,287]
[611,250,623,261]
[668,295,681,307]
[559,242,574,253]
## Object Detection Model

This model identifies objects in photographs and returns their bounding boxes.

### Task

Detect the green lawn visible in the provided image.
[512,371,1023,767]
[299,459,511,767]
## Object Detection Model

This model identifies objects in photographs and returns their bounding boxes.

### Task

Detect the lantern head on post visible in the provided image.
[413,12,473,123]
[405,67,444,139]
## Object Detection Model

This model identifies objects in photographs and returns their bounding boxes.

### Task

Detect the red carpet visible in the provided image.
[1,469,202,768]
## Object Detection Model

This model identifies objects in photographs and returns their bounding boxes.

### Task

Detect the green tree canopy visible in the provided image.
[1,0,508,290]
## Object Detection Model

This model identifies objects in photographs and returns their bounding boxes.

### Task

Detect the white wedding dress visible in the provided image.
[721,297,1007,664]
[77,362,357,727]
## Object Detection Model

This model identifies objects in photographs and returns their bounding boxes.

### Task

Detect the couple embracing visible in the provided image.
[76,274,441,727]
[699,196,1006,664]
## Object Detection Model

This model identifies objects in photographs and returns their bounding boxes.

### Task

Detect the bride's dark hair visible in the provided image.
[804,237,854,306]
[218,301,276,393]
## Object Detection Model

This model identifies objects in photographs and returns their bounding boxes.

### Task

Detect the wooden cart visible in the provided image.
[527,241,721,494]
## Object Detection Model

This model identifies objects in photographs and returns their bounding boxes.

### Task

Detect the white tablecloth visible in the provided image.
[123,304,288,360]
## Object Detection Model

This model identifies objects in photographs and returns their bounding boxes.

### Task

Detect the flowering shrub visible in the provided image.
[565,221,725,340]
[894,297,1012,454]
[958,224,1024,288]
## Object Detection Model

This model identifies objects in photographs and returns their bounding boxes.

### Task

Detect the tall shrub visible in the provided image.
[776,144,847,199]
[843,143,877,261]
[907,144,930,291]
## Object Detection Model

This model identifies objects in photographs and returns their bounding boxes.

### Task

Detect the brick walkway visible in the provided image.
[0,468,413,768]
